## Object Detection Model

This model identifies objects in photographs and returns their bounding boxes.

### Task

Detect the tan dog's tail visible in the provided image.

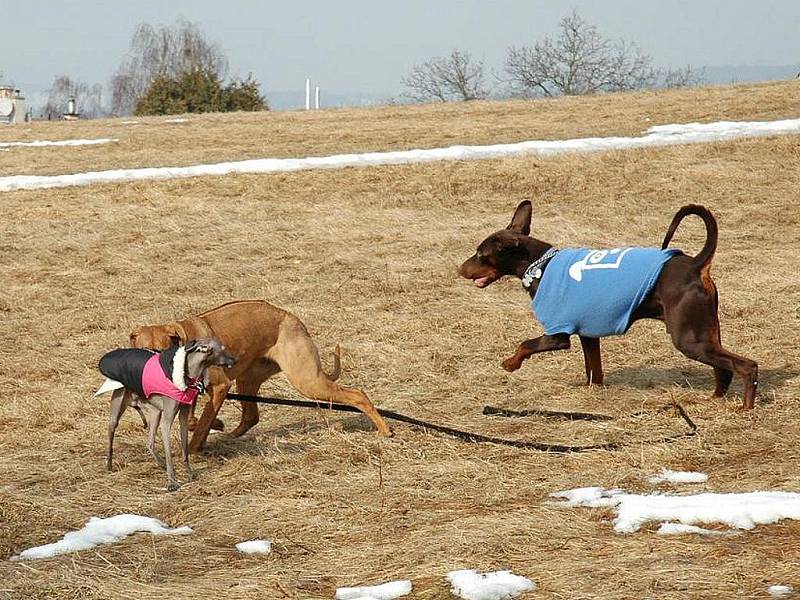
[661,204,718,272]
[327,344,342,381]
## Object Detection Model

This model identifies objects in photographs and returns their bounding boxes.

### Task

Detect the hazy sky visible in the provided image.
[2,0,799,98]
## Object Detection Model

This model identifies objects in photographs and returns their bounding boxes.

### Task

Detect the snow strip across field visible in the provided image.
[235,539,272,554]
[10,514,192,560]
[447,570,535,600]
[335,579,412,600]
[648,468,709,484]
[550,487,800,533]
[1,117,799,192]
[0,138,116,149]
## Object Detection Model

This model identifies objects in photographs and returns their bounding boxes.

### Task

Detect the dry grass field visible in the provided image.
[1,81,799,599]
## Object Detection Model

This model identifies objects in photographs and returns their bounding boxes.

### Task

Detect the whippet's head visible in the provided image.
[184,338,237,371]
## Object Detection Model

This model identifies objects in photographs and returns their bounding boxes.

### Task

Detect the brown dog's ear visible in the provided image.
[507,200,532,235]
[166,322,188,345]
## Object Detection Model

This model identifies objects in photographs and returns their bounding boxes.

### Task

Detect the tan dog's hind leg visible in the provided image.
[272,322,392,436]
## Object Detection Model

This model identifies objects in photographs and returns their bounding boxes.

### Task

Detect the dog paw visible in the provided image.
[502,357,521,372]
[166,481,180,492]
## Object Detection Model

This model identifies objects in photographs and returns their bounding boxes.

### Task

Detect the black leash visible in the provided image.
[482,405,613,421]
[226,393,698,453]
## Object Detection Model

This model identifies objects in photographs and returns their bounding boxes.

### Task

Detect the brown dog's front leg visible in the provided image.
[579,336,604,386]
[189,383,230,452]
[502,334,571,372]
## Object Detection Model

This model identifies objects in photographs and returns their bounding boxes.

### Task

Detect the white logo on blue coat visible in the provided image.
[568,248,633,282]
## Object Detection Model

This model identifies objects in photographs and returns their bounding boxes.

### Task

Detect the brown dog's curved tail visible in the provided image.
[327,344,342,381]
[661,204,718,271]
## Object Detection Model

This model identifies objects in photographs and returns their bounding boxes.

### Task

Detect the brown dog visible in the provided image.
[459,201,758,409]
[130,300,392,451]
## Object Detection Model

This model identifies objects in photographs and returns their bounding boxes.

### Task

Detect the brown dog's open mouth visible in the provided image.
[473,275,496,288]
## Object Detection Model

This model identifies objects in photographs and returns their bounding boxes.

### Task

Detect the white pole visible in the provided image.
[315,86,320,109]
[305,79,310,110]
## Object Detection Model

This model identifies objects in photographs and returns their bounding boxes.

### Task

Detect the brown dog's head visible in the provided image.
[459,200,539,288]
[130,322,187,350]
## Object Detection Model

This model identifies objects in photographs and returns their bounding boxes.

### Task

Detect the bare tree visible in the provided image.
[504,11,659,97]
[110,18,228,116]
[43,75,104,119]
[658,65,705,89]
[402,49,487,102]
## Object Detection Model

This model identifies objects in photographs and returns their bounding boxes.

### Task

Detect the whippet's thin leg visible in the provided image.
[145,405,164,469]
[502,334,571,372]
[160,400,181,491]
[578,336,604,386]
[133,405,148,428]
[178,404,194,482]
[107,389,129,471]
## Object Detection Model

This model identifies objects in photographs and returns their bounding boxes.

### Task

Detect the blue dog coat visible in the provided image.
[532,247,682,338]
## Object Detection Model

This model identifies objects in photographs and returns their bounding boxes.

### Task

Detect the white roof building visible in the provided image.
[0,85,28,124]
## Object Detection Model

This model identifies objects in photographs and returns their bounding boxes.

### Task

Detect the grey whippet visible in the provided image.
[95,338,237,491]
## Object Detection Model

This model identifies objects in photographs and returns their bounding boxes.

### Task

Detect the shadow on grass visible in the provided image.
[607,364,799,396]
[199,413,374,459]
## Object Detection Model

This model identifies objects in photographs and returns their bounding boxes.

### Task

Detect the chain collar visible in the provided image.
[521,247,559,290]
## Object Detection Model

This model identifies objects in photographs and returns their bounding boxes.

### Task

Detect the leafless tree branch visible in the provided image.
[402,49,487,102]
[504,11,665,97]
[44,75,105,119]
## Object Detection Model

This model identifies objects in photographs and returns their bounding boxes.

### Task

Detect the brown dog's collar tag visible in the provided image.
[522,247,559,290]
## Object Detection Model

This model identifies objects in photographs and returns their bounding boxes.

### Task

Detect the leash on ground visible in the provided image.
[226,393,698,453]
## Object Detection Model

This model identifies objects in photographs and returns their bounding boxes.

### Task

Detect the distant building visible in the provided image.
[0,85,28,124]
[63,96,80,121]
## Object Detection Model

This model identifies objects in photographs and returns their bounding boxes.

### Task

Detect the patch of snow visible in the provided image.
[656,522,726,536]
[1,117,799,192]
[447,570,535,600]
[547,486,625,508]
[235,539,272,554]
[335,579,412,600]
[11,514,192,560]
[551,487,800,533]
[0,138,116,149]
[648,469,709,484]
[769,585,794,597]
[165,118,188,123]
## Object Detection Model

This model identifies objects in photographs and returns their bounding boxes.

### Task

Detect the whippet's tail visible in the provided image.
[94,378,125,397]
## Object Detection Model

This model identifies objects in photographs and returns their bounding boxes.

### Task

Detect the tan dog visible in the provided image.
[130,300,392,451]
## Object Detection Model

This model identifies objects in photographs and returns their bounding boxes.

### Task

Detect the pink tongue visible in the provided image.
[474,276,491,288]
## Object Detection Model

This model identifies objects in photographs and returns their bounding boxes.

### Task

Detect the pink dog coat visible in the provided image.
[141,354,200,405]
[98,346,201,405]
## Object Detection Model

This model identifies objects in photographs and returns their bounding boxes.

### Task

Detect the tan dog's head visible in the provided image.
[130,322,187,350]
